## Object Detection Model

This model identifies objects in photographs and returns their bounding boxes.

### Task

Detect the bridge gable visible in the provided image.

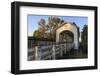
[56,23,79,50]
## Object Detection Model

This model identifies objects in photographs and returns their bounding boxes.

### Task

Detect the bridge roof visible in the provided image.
[55,22,79,31]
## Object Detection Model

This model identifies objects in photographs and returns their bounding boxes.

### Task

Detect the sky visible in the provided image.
[28,15,88,36]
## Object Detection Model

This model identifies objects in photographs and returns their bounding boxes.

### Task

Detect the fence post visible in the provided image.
[52,45,55,60]
[35,46,39,60]
[64,43,66,54]
[60,44,63,57]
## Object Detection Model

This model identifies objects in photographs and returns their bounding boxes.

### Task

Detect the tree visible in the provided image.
[33,30,44,39]
[37,18,47,38]
[38,18,46,33]
[33,16,64,40]
[81,25,88,53]
[38,18,46,27]
[47,16,64,32]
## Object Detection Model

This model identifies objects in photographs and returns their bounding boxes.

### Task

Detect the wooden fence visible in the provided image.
[28,42,74,60]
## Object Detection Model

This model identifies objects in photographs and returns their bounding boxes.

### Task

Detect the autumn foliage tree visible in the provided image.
[33,16,65,40]
[33,19,46,39]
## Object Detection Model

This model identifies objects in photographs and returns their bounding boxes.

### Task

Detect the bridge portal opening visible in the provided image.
[59,30,74,43]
